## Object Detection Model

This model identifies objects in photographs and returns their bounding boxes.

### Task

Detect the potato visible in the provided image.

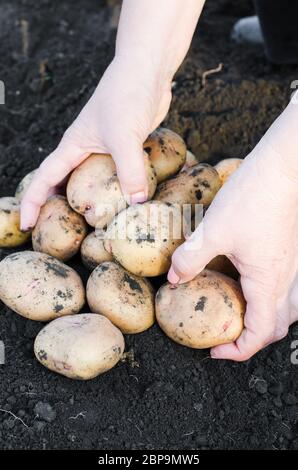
[87,261,155,334]
[0,197,31,248]
[15,169,37,200]
[67,153,157,228]
[81,231,113,270]
[104,201,184,277]
[156,269,245,349]
[214,158,242,185]
[144,128,187,183]
[34,314,124,380]
[32,195,88,261]
[207,255,239,280]
[0,251,85,321]
[155,163,221,212]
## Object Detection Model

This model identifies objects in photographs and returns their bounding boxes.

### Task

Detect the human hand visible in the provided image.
[20,57,172,230]
[20,0,206,231]
[168,136,298,361]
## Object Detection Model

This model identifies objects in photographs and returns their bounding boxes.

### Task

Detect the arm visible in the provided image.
[169,96,298,361]
[21,0,206,230]
[116,0,205,82]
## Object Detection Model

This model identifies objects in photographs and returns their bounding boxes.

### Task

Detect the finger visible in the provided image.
[168,221,220,284]
[21,143,87,230]
[211,279,276,361]
[110,139,148,205]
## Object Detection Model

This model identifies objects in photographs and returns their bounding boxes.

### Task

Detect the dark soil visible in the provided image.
[0,0,298,450]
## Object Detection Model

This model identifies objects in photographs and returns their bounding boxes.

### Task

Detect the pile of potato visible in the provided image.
[0,128,245,380]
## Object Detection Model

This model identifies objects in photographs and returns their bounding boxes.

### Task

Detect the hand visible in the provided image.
[20,57,172,230]
[168,137,298,361]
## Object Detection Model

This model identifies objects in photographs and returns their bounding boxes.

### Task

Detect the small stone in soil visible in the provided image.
[34,402,56,423]
[255,380,268,395]
[282,393,298,406]
[268,382,283,396]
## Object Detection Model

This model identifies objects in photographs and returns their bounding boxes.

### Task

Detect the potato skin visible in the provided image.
[32,195,88,261]
[0,197,31,248]
[214,158,242,185]
[34,314,124,380]
[104,201,184,277]
[81,231,113,270]
[156,269,245,349]
[15,169,37,200]
[0,251,85,321]
[144,128,187,183]
[155,163,221,212]
[87,261,155,334]
[67,153,157,228]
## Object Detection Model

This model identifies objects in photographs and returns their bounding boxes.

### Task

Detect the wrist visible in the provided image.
[263,95,298,183]
[114,0,205,89]
[253,136,298,202]
[111,53,173,98]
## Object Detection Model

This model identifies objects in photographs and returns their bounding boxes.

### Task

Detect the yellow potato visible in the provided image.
[104,201,184,277]
[0,251,85,321]
[156,269,245,349]
[87,261,155,334]
[34,314,124,380]
[15,169,37,200]
[144,128,187,183]
[32,195,88,261]
[154,163,221,213]
[214,158,242,185]
[67,153,157,228]
[0,197,31,248]
[81,231,113,270]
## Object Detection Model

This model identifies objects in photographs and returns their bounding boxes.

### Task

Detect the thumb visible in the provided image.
[21,142,87,230]
[211,277,276,361]
[111,139,149,205]
[168,221,221,284]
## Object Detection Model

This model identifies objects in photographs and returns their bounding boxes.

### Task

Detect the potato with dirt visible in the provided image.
[87,261,155,334]
[144,128,187,183]
[154,163,221,212]
[34,313,124,380]
[104,201,184,277]
[214,158,242,185]
[156,269,245,349]
[67,153,157,228]
[81,231,113,270]
[0,197,31,248]
[15,169,37,200]
[32,195,88,261]
[0,251,85,321]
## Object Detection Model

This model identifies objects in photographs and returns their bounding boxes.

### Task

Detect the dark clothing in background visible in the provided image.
[254,0,298,64]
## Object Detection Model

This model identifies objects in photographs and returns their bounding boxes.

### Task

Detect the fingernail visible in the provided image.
[210,351,218,359]
[168,267,181,285]
[105,241,112,254]
[129,191,147,205]
[21,226,32,233]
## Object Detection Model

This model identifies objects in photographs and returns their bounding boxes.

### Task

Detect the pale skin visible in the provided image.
[21,0,298,361]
